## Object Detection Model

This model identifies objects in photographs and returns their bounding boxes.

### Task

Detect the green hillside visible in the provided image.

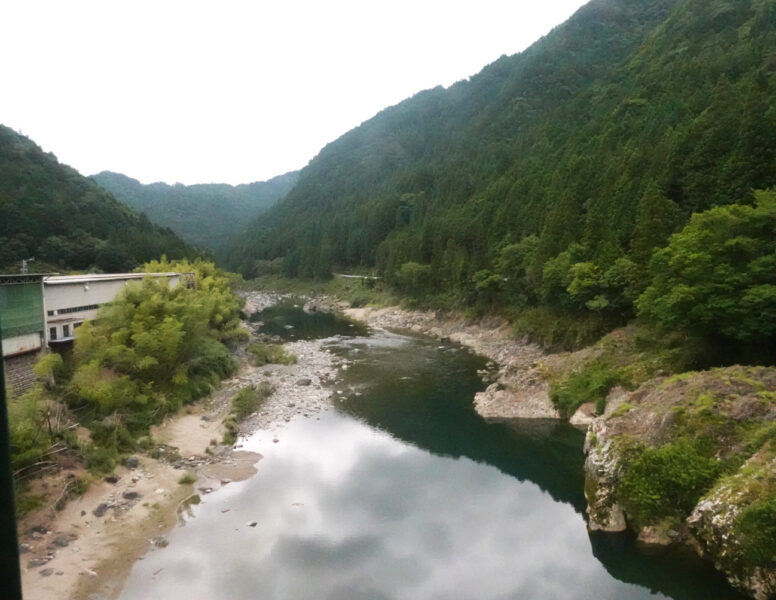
[0,125,198,273]
[91,170,299,253]
[225,0,776,346]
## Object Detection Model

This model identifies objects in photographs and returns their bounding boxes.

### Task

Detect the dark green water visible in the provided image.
[118,312,747,600]
[250,301,368,340]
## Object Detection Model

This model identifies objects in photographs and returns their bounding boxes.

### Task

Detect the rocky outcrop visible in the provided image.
[584,420,627,532]
[474,379,560,419]
[688,448,776,600]
[570,402,596,427]
[582,366,776,599]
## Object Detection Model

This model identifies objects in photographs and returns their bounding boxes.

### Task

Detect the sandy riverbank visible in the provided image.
[17,292,342,600]
[17,403,263,600]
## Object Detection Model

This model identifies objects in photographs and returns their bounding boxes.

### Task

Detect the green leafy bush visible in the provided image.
[65,259,242,452]
[84,444,117,474]
[33,352,66,387]
[618,438,722,526]
[8,386,54,474]
[638,190,776,352]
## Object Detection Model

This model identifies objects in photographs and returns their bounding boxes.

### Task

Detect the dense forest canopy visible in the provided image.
[91,170,299,253]
[0,125,198,273]
[225,0,776,347]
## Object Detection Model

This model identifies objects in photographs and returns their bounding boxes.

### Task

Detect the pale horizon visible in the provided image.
[1,1,589,186]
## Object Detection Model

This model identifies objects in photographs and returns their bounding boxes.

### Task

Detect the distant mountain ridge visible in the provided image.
[91,170,299,253]
[224,0,776,333]
[0,125,198,272]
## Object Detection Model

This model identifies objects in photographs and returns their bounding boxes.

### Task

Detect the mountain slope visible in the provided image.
[91,170,298,252]
[0,125,198,272]
[225,0,776,334]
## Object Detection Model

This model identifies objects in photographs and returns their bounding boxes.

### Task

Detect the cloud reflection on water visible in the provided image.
[119,411,665,600]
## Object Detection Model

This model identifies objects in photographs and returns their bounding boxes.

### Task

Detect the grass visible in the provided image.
[550,360,628,417]
[247,341,297,366]
[617,438,723,527]
[222,383,275,445]
[178,472,196,485]
[231,383,274,421]
[14,489,45,518]
[609,402,634,419]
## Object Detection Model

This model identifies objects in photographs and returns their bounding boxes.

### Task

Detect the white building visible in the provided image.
[43,272,182,345]
[2,271,185,393]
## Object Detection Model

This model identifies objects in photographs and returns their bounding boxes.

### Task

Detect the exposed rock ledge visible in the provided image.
[344,305,559,419]
[584,367,776,600]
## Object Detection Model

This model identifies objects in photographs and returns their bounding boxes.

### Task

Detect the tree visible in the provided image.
[395,262,432,295]
[637,190,776,346]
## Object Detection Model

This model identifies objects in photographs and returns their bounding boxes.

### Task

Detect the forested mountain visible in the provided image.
[91,170,299,252]
[225,0,776,343]
[0,126,198,272]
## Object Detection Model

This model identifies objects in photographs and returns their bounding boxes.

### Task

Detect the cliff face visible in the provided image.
[584,367,776,599]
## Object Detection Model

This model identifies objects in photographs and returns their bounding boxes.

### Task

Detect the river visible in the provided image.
[117,303,746,600]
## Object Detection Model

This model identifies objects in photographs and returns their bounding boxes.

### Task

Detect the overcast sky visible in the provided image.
[1,1,588,185]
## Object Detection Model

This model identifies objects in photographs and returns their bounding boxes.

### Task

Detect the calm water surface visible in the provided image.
[119,307,745,600]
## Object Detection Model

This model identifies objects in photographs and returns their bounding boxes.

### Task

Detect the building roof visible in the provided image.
[43,272,181,285]
[0,273,57,284]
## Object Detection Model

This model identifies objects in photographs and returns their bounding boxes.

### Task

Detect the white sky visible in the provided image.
[0,1,588,185]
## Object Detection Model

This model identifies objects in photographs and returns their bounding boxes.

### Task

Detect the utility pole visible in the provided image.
[20,258,34,275]
[0,323,24,599]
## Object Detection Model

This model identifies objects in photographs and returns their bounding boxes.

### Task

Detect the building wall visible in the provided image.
[45,279,130,312]
[44,273,181,342]
[0,278,45,358]
[1,332,43,356]
[4,350,42,396]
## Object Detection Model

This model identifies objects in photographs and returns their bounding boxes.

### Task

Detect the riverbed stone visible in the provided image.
[52,534,74,547]
[28,556,52,567]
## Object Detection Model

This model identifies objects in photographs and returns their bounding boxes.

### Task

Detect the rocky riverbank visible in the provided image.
[584,367,776,600]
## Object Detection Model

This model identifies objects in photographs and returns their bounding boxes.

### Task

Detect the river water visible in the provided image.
[118,304,746,600]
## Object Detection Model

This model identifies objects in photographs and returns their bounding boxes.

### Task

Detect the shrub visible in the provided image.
[84,445,117,474]
[618,438,722,526]
[9,386,54,474]
[230,383,274,421]
[247,342,297,366]
[63,259,241,455]
[178,472,196,485]
[638,190,776,352]
[33,352,66,387]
